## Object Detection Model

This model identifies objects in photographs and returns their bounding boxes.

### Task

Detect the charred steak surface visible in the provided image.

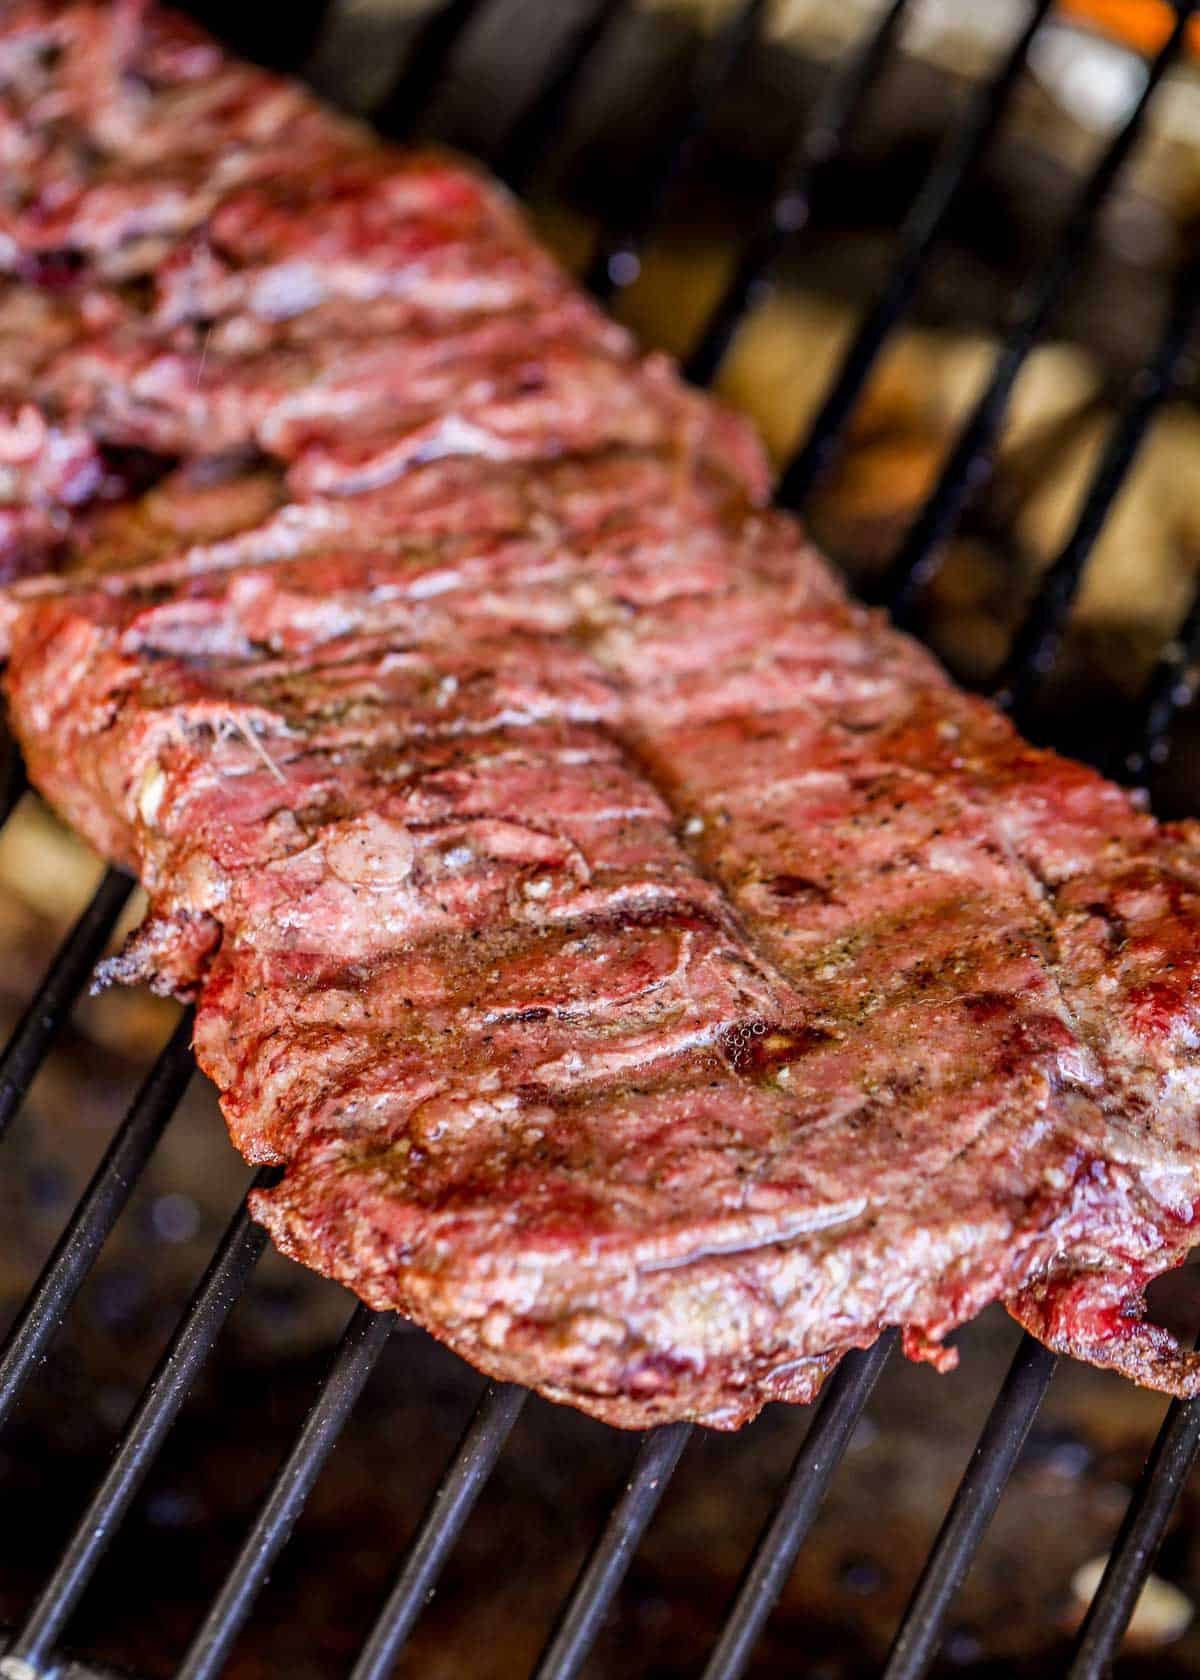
[2,2,1200,1427]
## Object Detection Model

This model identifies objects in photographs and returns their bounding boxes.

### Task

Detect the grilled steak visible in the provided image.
[3,3,1200,1427]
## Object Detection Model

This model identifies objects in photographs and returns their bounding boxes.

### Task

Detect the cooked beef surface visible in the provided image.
[3,2,1200,1428]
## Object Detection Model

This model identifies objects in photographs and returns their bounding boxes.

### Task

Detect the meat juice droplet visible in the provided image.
[325,813,415,887]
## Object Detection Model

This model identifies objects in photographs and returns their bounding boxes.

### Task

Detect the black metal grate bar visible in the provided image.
[533,1421,693,1680]
[882,1335,1057,1679]
[1125,539,1200,773]
[684,0,911,389]
[6,1167,279,1672]
[0,866,134,1139]
[349,1380,528,1680]
[777,0,1054,509]
[0,742,24,830]
[583,0,768,303]
[700,1333,896,1680]
[370,0,491,134]
[879,1,1195,622]
[1068,1379,1200,1677]
[996,249,1200,729]
[0,1010,195,1433]
[175,1303,394,1680]
[495,0,629,189]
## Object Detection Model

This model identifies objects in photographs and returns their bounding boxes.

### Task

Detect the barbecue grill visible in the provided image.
[2,1,1200,1675]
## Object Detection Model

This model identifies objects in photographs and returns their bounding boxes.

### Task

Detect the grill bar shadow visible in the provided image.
[496,0,631,191]
[370,0,491,135]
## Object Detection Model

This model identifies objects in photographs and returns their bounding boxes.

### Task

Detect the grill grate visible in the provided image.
[533,1418,693,1680]
[178,1302,396,1680]
[997,247,1200,739]
[2,2,1200,1676]
[349,1381,529,1680]
[581,0,768,300]
[700,1335,896,1680]
[775,0,1056,511]
[878,0,1198,624]
[494,0,630,193]
[882,1333,1057,1680]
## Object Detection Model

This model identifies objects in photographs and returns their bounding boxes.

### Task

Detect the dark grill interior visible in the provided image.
[3,1,1200,1675]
